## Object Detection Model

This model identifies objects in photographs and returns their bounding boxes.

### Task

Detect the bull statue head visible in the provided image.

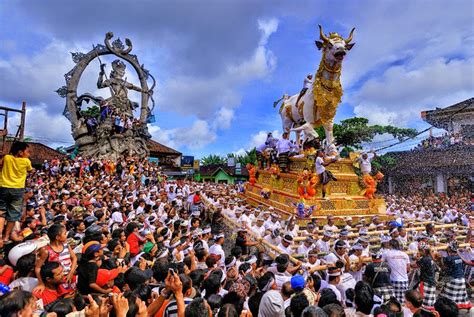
[315,25,355,64]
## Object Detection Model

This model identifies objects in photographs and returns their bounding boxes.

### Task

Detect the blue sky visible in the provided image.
[0,0,473,158]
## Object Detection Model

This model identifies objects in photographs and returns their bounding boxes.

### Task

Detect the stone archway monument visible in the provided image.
[57,32,156,160]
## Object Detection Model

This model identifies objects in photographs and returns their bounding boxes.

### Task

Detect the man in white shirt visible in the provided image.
[265,214,281,232]
[382,239,410,303]
[315,231,332,253]
[349,244,365,282]
[252,216,267,237]
[209,233,226,267]
[325,240,350,273]
[297,237,314,257]
[326,267,343,303]
[277,234,294,255]
[240,208,252,228]
[315,150,337,199]
[356,151,375,175]
[276,132,293,173]
[295,74,313,109]
[343,217,353,231]
[262,229,282,265]
[323,216,338,232]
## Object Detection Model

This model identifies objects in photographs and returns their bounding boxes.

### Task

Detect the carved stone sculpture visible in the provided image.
[57,32,156,160]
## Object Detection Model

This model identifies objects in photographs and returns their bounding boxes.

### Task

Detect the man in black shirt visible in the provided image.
[235,227,260,255]
[415,243,437,308]
[364,251,393,302]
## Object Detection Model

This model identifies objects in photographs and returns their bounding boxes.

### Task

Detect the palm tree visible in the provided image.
[200,154,226,166]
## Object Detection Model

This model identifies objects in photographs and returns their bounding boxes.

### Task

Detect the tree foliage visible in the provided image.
[200,154,226,166]
[201,148,258,167]
[80,105,101,118]
[315,117,418,149]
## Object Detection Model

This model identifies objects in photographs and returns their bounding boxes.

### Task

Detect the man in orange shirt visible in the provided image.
[0,142,33,247]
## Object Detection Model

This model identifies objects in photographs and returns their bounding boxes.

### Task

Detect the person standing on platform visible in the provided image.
[276,132,292,173]
[315,150,337,199]
[0,142,33,248]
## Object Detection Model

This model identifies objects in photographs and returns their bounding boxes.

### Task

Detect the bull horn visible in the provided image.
[345,27,355,43]
[318,24,329,42]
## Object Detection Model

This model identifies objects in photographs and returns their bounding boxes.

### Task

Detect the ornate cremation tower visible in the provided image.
[57,32,156,160]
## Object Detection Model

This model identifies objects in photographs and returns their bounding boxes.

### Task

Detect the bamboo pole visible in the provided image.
[202,196,301,265]
[201,195,472,271]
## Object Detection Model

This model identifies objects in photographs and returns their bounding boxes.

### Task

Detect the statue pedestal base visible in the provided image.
[242,156,388,224]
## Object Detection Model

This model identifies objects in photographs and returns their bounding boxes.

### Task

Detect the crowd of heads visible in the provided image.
[0,144,472,316]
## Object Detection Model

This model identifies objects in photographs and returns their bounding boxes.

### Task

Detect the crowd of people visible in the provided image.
[0,141,473,317]
[414,132,472,151]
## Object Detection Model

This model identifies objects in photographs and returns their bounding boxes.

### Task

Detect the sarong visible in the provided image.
[278,152,289,171]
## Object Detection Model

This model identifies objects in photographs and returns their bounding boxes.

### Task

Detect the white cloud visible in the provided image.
[353,57,474,126]
[248,129,282,149]
[258,18,279,46]
[157,17,279,120]
[150,17,279,151]
[233,148,247,157]
[150,119,216,150]
[0,41,76,108]
[213,107,234,130]
[5,103,73,145]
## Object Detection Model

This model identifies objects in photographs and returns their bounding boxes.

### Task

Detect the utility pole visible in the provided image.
[19,101,26,141]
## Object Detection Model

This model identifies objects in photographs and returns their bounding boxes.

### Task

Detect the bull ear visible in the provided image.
[315,41,324,50]
[346,42,355,50]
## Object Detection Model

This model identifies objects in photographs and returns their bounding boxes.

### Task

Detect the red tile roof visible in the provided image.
[2,141,66,165]
[199,164,249,177]
[146,139,181,155]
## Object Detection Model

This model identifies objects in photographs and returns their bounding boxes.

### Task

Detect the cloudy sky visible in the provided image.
[1,0,473,157]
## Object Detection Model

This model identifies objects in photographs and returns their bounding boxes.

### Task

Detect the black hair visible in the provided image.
[152,261,169,283]
[205,255,217,268]
[107,238,120,252]
[47,298,74,317]
[195,248,207,261]
[0,289,34,317]
[290,292,309,317]
[390,239,402,250]
[318,288,339,308]
[248,292,264,317]
[231,246,243,258]
[345,288,355,307]
[218,304,238,317]
[238,262,251,274]
[354,281,375,314]
[47,223,65,241]
[322,303,345,317]
[310,273,322,292]
[189,269,206,289]
[257,272,275,291]
[203,274,221,299]
[281,281,294,298]
[40,261,60,283]
[15,253,36,277]
[207,294,223,316]
[131,284,152,303]
[185,297,209,317]
[10,141,29,156]
[434,297,459,317]
[222,291,244,314]
[405,290,423,309]
[112,228,125,239]
[125,222,138,236]
[302,306,329,317]
[179,273,193,295]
